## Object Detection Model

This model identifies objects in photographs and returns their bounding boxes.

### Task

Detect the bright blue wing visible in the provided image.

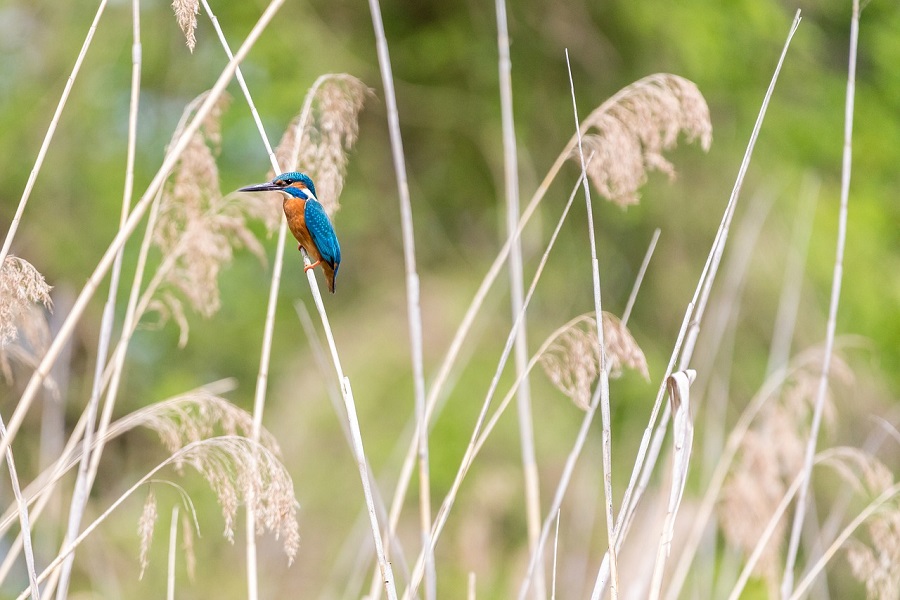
[304,199,341,269]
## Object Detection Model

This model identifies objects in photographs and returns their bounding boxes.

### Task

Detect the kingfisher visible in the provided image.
[238,172,341,293]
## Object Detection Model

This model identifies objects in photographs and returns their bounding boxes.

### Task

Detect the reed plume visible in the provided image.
[271,74,372,220]
[540,312,649,410]
[573,74,712,207]
[151,92,267,346]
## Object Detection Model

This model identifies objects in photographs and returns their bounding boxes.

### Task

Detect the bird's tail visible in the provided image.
[323,262,337,293]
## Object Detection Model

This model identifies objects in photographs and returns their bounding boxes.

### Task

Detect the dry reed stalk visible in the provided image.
[0,0,285,465]
[782,1,860,594]
[495,2,543,598]
[565,47,619,599]
[518,296,654,600]
[403,164,598,600]
[167,505,179,599]
[686,190,774,596]
[364,0,431,594]
[56,4,144,593]
[551,510,561,600]
[0,414,41,599]
[380,73,711,577]
[449,226,654,600]
[455,261,655,595]
[0,0,109,270]
[591,13,802,597]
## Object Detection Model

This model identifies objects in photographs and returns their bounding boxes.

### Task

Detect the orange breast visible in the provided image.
[283,196,322,263]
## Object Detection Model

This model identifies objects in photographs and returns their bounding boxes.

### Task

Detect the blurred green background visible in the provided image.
[1,0,898,597]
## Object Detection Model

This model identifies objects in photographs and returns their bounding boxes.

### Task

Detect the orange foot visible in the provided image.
[304,259,322,273]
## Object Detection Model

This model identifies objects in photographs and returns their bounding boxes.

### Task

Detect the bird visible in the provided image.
[238,172,341,293]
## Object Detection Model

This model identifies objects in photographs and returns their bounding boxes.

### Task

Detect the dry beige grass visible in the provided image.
[271,74,371,219]
[718,352,854,591]
[574,74,712,207]
[540,312,649,410]
[151,92,267,346]
[172,0,200,52]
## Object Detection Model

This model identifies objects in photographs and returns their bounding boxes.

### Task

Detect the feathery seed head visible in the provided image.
[172,0,200,52]
[152,92,268,346]
[540,312,649,410]
[0,256,52,346]
[573,74,712,207]
[271,74,371,220]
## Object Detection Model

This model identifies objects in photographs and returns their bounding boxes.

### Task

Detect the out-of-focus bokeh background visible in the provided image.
[1,0,898,597]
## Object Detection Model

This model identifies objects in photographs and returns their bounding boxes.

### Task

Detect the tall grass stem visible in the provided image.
[565,48,618,599]
[364,0,433,595]
[782,2,858,594]
[495,4,544,599]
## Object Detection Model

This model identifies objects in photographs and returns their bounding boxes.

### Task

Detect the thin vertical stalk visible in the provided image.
[365,0,432,596]
[0,416,40,600]
[167,506,179,600]
[0,0,108,268]
[495,4,544,599]
[378,103,599,568]
[551,510,561,600]
[55,1,141,595]
[403,162,592,600]
[518,229,659,599]
[621,229,660,324]
[782,1,858,595]
[592,13,801,597]
[565,48,618,599]
[200,3,285,597]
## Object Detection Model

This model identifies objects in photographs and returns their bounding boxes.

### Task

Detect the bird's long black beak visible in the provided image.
[237,182,279,193]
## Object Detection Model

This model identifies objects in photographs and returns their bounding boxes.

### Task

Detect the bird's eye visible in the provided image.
[281,178,292,186]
